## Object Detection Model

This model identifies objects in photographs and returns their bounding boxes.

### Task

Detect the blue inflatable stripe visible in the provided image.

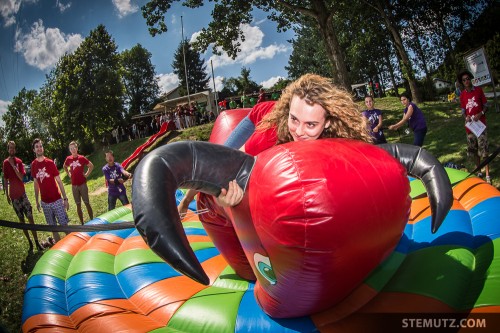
[66,272,125,314]
[469,197,500,245]
[128,229,141,237]
[118,262,181,297]
[22,274,67,323]
[195,247,221,262]
[408,210,474,251]
[185,227,209,236]
[235,285,316,333]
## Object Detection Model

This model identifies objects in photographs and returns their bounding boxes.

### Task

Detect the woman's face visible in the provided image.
[365,97,374,110]
[288,95,330,142]
[400,96,410,107]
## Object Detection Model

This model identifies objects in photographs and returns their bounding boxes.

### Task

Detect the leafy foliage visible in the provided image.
[120,44,160,118]
[172,39,210,96]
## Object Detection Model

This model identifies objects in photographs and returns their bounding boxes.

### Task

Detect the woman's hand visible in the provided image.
[216,180,244,207]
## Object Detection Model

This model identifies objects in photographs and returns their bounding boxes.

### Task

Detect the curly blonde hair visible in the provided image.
[257,73,372,144]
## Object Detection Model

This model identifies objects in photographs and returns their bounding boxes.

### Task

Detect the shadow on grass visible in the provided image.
[21,249,45,275]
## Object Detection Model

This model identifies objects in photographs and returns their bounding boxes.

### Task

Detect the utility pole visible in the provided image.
[181,16,191,104]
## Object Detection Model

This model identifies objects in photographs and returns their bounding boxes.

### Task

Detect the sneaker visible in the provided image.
[486,176,492,184]
[477,172,483,178]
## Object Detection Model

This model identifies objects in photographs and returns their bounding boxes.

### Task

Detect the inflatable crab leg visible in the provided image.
[379,143,453,233]
[132,141,255,285]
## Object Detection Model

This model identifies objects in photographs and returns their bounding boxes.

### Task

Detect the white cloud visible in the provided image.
[0,99,11,126]
[157,73,179,94]
[212,75,224,92]
[0,0,37,27]
[112,0,138,18]
[14,19,83,71]
[56,0,71,12]
[260,76,284,89]
[203,24,289,69]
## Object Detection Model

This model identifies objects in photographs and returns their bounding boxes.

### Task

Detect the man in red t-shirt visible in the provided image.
[63,141,94,224]
[3,141,43,251]
[458,69,490,184]
[31,138,70,243]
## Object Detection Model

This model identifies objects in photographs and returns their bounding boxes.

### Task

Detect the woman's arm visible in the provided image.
[389,105,413,130]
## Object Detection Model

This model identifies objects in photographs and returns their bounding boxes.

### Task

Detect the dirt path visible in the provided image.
[90,186,107,196]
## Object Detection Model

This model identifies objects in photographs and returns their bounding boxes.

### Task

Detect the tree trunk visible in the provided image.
[383,45,399,98]
[373,0,421,102]
[313,9,351,90]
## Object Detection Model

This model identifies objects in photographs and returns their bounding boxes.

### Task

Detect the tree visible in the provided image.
[142,0,354,91]
[172,39,210,96]
[362,0,422,102]
[1,88,42,161]
[54,25,123,145]
[286,24,334,80]
[120,44,160,118]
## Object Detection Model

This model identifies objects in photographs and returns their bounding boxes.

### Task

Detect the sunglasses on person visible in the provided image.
[462,77,471,82]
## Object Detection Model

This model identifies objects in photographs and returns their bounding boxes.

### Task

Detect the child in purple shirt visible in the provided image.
[102,150,132,211]
[388,92,427,147]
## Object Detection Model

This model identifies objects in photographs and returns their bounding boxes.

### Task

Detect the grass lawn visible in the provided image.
[0,97,499,331]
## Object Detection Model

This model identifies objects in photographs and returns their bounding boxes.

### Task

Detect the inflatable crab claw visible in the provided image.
[379,143,453,233]
[132,141,255,285]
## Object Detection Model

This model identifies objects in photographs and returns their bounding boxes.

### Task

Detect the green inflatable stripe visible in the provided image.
[66,250,116,278]
[383,245,475,309]
[29,250,74,280]
[364,251,407,291]
[182,221,205,229]
[410,168,470,198]
[464,238,500,309]
[168,267,247,333]
[114,243,215,274]
[96,206,132,222]
[115,249,165,273]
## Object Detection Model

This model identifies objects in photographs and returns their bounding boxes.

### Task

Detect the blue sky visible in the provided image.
[0,0,295,123]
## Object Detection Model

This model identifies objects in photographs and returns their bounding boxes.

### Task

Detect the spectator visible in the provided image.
[362,95,387,144]
[31,138,70,243]
[3,141,43,251]
[257,88,266,104]
[102,150,132,211]
[458,69,491,184]
[388,92,427,147]
[63,141,94,224]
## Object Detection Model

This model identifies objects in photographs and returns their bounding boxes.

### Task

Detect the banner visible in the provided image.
[464,47,492,86]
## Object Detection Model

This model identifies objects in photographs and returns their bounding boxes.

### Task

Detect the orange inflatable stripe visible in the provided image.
[182,210,201,222]
[77,313,163,332]
[78,234,124,255]
[69,299,155,326]
[312,284,378,326]
[22,313,75,332]
[129,275,208,325]
[409,198,464,225]
[454,178,500,210]
[116,235,212,255]
[116,236,149,254]
[128,255,228,325]
[408,197,431,224]
[470,305,500,313]
[50,233,91,256]
[360,291,456,313]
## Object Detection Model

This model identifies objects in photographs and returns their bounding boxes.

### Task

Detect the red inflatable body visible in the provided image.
[197,109,412,317]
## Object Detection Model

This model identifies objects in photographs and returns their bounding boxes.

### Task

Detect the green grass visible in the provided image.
[0,98,499,331]
[0,125,213,332]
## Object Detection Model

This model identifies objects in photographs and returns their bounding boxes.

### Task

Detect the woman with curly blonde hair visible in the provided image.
[179,74,374,213]
[257,73,372,145]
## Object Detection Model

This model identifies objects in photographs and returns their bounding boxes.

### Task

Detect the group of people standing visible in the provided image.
[3,140,132,251]
[361,69,491,184]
